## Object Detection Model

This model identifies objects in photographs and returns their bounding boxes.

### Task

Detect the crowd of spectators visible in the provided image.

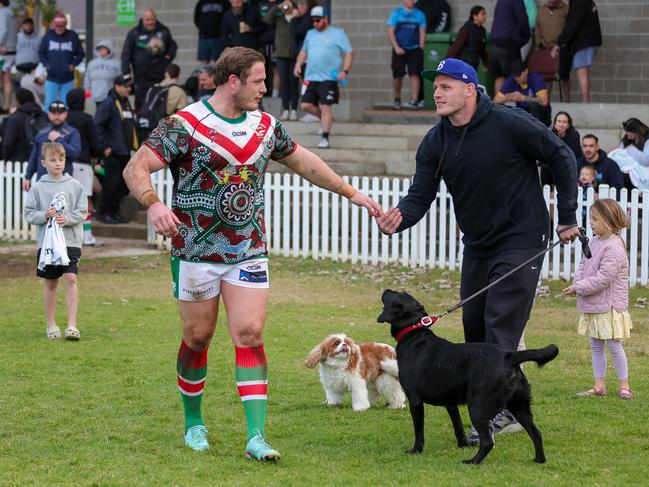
[0,1,645,246]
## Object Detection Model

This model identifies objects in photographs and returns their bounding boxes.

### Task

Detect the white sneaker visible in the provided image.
[300,113,319,123]
[83,235,97,246]
[289,109,299,121]
[317,137,330,149]
[280,110,289,121]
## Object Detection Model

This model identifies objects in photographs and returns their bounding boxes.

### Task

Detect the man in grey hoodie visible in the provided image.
[84,39,121,106]
[0,0,17,113]
[16,17,41,73]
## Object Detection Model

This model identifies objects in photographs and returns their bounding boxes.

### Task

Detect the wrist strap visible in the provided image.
[337,182,357,199]
[139,189,161,208]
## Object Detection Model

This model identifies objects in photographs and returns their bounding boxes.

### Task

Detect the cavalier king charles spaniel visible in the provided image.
[305,333,406,411]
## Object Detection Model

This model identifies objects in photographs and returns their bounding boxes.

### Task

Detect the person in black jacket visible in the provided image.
[194,0,229,64]
[221,0,264,51]
[376,58,580,440]
[121,9,178,109]
[94,75,139,224]
[541,110,582,186]
[446,6,488,71]
[553,0,602,103]
[67,88,101,244]
[577,134,624,190]
[1,88,46,162]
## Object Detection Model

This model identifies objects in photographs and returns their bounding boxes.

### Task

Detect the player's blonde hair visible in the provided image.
[41,141,66,160]
[214,47,265,86]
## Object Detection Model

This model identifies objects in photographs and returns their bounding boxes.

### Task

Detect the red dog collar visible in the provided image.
[395,315,438,343]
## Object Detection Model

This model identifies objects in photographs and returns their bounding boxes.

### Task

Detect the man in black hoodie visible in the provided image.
[67,88,101,245]
[1,88,46,162]
[121,9,177,109]
[376,58,580,438]
[94,75,139,224]
[577,134,624,190]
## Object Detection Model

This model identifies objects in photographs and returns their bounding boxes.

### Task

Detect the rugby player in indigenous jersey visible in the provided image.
[123,47,382,460]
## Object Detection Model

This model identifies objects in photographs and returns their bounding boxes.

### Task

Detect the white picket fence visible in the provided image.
[146,170,649,287]
[2,160,648,286]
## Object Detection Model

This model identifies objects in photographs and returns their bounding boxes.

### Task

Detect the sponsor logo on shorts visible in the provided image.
[245,264,263,271]
[182,286,215,298]
[239,270,268,283]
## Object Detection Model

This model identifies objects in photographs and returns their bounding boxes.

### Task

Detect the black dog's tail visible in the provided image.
[507,344,559,368]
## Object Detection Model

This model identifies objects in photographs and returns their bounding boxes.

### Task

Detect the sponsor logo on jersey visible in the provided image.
[232,131,247,137]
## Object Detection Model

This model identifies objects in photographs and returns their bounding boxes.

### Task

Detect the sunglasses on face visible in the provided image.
[312,17,323,23]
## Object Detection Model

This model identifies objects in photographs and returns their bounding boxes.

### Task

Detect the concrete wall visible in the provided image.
[91,0,648,105]
[333,0,649,104]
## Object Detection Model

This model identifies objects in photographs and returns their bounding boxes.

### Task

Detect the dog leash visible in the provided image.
[415,226,591,328]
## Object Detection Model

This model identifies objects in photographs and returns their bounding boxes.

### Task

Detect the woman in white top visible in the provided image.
[608,118,649,191]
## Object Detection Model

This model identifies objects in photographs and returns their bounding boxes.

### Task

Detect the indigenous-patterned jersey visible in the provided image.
[144,100,297,263]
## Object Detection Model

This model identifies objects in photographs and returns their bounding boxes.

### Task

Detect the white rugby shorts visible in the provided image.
[171,257,269,301]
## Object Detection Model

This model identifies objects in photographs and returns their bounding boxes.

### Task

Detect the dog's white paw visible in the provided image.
[388,402,407,409]
[352,402,371,411]
[323,399,341,406]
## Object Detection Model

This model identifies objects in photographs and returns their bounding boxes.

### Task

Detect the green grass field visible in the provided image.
[1,252,648,486]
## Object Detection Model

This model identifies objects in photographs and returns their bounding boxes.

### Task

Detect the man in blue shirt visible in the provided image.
[294,6,352,149]
[387,0,427,110]
[494,60,551,126]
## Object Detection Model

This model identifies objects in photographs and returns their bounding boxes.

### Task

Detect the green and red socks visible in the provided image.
[235,345,268,440]
[177,340,207,432]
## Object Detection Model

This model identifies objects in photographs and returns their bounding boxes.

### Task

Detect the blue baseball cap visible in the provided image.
[422,58,479,87]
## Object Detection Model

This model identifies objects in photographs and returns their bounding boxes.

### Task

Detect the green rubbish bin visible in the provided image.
[423,32,455,110]
[423,33,495,109]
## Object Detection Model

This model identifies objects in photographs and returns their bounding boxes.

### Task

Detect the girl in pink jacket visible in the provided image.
[563,199,633,399]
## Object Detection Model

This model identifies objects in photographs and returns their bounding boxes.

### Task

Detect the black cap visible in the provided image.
[48,100,67,112]
[114,73,134,86]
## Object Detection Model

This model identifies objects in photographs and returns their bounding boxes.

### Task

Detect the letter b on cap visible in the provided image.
[437,60,446,71]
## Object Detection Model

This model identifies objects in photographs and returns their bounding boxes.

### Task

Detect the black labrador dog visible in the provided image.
[377,289,559,464]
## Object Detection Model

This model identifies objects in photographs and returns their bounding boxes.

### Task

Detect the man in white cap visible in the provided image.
[294,5,352,149]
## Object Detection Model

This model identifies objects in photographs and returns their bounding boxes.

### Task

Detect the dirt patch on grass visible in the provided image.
[2,253,169,279]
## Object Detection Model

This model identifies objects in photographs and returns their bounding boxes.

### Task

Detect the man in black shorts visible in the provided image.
[387,0,427,110]
[294,6,352,149]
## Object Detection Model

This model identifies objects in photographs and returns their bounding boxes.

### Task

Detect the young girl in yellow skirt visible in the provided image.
[563,199,633,399]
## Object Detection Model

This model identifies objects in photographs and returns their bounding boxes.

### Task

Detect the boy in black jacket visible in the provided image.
[376,58,580,440]
[67,88,101,245]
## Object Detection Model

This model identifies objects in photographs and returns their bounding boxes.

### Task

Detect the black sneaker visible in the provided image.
[113,214,130,224]
[393,98,401,110]
[96,213,119,224]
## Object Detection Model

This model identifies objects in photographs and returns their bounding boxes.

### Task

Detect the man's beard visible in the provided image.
[233,91,258,112]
